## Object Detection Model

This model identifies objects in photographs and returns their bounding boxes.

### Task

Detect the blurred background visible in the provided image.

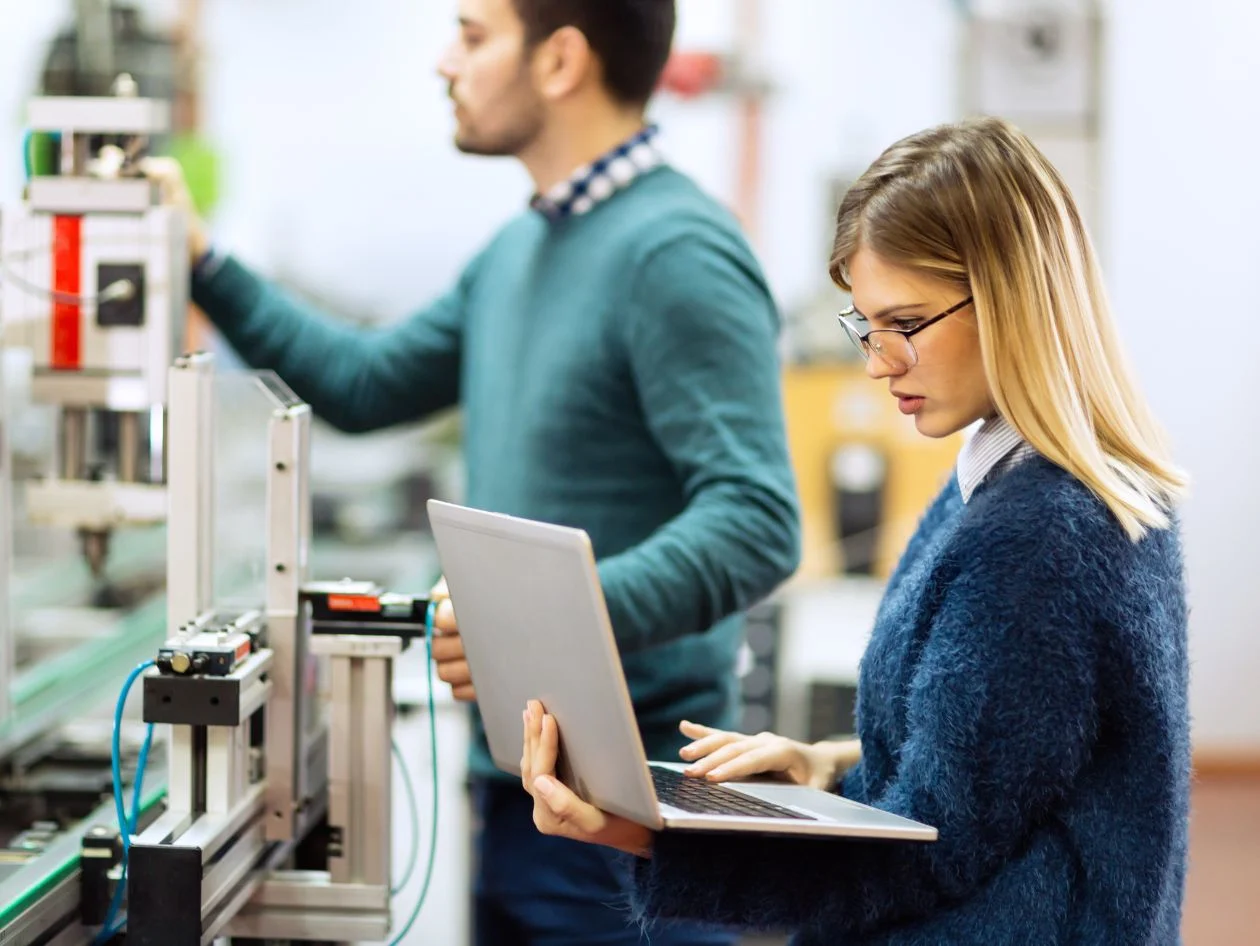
[0,0,1256,943]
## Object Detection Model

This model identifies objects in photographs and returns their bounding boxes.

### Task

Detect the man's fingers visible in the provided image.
[434,657,472,688]
[451,684,477,702]
[429,634,465,663]
[433,597,458,633]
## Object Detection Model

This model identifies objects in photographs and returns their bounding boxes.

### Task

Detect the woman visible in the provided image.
[520,115,1192,945]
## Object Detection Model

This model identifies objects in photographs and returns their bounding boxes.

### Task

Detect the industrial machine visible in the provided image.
[1,78,185,583]
[0,86,430,943]
[0,353,432,945]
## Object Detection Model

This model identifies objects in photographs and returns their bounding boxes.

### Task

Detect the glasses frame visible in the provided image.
[837,296,974,368]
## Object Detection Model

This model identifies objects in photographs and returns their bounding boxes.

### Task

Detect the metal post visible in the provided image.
[166,353,214,632]
[59,406,87,480]
[117,410,142,483]
[310,636,400,888]
[263,393,314,841]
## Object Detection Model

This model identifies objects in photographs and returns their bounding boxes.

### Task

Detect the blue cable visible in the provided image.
[95,660,156,944]
[94,599,443,943]
[390,738,420,895]
[388,598,441,945]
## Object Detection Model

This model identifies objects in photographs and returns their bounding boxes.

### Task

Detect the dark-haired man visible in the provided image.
[148,0,798,941]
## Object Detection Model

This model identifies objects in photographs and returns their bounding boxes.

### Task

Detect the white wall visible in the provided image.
[1104,0,1260,751]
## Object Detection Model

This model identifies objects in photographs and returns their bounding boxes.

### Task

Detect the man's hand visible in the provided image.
[139,156,210,264]
[428,577,476,702]
[522,700,655,858]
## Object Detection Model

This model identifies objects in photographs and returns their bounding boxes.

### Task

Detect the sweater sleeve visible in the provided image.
[631,505,1105,935]
[595,233,801,653]
[192,252,472,433]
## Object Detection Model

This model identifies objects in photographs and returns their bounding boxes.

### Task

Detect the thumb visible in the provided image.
[536,777,605,834]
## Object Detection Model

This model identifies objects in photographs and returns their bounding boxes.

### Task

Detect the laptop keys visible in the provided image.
[650,766,816,821]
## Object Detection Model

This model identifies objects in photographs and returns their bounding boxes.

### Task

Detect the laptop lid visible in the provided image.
[426,500,665,829]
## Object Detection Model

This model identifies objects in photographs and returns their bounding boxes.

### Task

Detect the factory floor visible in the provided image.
[1182,772,1260,945]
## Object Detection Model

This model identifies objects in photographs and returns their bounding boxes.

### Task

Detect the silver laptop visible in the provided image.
[427,500,936,842]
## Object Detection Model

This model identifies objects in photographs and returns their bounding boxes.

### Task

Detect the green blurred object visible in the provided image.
[25,131,60,177]
[165,133,221,215]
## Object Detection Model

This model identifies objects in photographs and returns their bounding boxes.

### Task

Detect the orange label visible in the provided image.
[328,594,381,613]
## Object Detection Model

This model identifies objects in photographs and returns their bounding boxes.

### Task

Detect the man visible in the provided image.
[149,0,800,942]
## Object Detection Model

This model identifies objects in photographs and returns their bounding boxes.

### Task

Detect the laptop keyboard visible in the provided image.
[650,766,817,821]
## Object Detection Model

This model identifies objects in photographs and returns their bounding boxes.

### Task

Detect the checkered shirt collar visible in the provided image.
[530,124,664,222]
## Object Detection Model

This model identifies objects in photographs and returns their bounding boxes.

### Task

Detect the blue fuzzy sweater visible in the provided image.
[633,456,1190,945]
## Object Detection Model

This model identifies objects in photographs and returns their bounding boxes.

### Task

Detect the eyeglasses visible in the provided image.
[837,296,973,370]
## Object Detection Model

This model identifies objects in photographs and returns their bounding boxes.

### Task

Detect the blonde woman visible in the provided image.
[520,116,1191,944]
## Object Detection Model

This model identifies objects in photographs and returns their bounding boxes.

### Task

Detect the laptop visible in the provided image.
[427,499,937,842]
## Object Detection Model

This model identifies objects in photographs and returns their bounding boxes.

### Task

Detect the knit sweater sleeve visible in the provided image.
[191,251,475,434]
[631,488,1108,936]
[595,230,801,653]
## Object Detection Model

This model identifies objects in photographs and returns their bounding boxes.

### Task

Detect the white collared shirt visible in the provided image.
[957,415,1039,503]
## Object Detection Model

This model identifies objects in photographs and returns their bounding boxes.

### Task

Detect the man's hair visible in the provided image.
[512,0,676,106]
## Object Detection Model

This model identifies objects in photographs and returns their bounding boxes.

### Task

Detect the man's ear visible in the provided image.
[531,25,596,101]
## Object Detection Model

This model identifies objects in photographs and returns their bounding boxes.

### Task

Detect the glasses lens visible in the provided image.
[839,317,869,360]
[867,331,917,370]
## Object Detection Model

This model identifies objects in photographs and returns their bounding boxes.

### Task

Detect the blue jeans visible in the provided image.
[471,778,740,946]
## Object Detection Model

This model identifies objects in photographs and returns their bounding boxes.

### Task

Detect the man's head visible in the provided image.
[437,0,676,157]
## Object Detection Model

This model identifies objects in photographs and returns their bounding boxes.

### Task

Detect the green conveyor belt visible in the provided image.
[0,783,166,930]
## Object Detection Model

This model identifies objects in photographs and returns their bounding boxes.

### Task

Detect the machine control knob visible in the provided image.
[170,652,192,674]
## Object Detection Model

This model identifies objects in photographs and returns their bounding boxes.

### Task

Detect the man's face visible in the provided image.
[437,0,546,156]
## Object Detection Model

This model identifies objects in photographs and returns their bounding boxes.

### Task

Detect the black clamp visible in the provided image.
[301,580,431,643]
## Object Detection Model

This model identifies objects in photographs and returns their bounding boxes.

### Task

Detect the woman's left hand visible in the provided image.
[521,700,656,858]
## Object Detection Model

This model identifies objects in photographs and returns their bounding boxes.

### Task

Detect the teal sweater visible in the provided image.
[191,166,801,778]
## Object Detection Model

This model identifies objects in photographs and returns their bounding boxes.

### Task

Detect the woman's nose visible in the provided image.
[864,350,905,380]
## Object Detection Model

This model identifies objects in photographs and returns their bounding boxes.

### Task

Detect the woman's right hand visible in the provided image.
[677,721,859,791]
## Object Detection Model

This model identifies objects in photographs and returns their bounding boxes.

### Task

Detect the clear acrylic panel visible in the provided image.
[210,368,290,614]
[0,356,292,755]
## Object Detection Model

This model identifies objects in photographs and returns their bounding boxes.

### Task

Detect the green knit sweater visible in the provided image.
[191,166,801,777]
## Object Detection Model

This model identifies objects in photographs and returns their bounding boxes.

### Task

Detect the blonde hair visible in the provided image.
[830,116,1186,541]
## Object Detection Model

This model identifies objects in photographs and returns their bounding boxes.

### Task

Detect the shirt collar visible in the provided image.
[530,124,664,222]
[957,415,1036,503]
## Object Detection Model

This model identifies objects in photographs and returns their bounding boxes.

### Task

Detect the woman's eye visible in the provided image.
[893,319,921,331]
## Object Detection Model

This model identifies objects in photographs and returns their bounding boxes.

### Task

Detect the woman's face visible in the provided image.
[846,248,995,438]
